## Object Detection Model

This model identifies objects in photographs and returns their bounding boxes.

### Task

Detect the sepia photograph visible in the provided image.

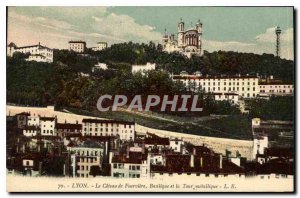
[5,6,295,192]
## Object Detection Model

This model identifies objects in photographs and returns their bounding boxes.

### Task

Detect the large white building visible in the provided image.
[82,119,135,141]
[7,42,53,63]
[69,41,86,53]
[111,153,150,178]
[69,141,104,178]
[132,62,156,75]
[40,117,57,136]
[259,83,294,97]
[163,19,203,58]
[172,72,259,99]
[92,42,108,51]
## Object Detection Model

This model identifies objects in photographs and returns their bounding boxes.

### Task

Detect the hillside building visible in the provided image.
[132,62,156,75]
[82,119,135,141]
[92,42,108,51]
[69,41,86,53]
[7,42,53,63]
[172,72,259,99]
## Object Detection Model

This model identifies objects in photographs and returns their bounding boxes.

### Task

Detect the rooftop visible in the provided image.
[82,118,134,125]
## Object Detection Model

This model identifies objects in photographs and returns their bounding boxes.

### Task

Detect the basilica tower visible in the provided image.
[196,20,203,55]
[177,18,185,48]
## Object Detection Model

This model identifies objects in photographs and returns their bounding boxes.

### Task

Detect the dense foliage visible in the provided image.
[246,96,294,121]
[7,42,294,120]
[88,42,294,83]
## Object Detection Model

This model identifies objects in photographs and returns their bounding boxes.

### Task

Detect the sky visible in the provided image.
[7,7,294,59]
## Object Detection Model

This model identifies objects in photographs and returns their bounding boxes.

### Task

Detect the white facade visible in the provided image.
[92,42,107,51]
[69,41,86,53]
[7,42,53,63]
[23,127,39,137]
[92,63,108,72]
[23,159,34,167]
[173,74,259,99]
[82,119,135,141]
[132,63,156,75]
[40,117,56,136]
[170,139,184,153]
[69,147,103,178]
[259,83,294,96]
[213,93,239,104]
[27,116,40,126]
[26,55,48,63]
[111,159,150,178]
[148,154,164,165]
[253,136,268,159]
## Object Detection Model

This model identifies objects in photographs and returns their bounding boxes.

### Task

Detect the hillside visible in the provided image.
[7,42,294,121]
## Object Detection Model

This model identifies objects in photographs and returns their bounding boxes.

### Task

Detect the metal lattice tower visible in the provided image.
[275,26,282,57]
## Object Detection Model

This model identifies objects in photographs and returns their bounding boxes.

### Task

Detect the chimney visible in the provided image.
[39,161,43,175]
[126,147,129,158]
[193,147,197,155]
[109,151,114,164]
[190,154,194,168]
[200,157,203,168]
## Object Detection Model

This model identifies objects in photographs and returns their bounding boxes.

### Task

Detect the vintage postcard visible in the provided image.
[6,6,294,192]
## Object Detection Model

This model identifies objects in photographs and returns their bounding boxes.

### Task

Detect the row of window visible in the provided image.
[260,85,293,88]
[78,165,90,171]
[24,130,37,134]
[84,128,118,132]
[201,86,256,92]
[129,173,140,178]
[113,163,124,169]
[260,90,293,93]
[73,150,100,156]
[157,173,243,177]
[185,81,257,86]
[216,95,237,99]
[77,173,89,178]
[83,123,132,128]
[42,129,53,134]
[129,165,141,171]
[84,128,133,133]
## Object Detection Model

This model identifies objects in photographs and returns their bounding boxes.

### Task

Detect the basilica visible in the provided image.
[162,19,203,58]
